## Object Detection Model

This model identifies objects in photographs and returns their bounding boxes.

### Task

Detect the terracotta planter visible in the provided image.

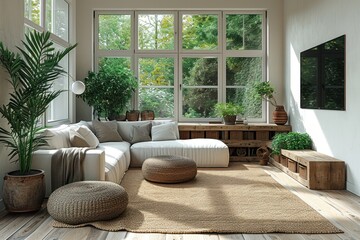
[3,169,45,212]
[273,105,288,125]
[126,110,140,121]
[108,114,126,121]
[141,110,155,120]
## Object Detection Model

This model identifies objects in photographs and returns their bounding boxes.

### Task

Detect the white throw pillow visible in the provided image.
[151,122,178,141]
[76,120,95,133]
[42,124,72,149]
[151,120,180,139]
[69,125,99,148]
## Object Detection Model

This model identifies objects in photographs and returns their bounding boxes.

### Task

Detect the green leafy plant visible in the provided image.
[214,103,243,117]
[80,66,138,120]
[271,132,312,155]
[253,81,278,107]
[0,31,76,174]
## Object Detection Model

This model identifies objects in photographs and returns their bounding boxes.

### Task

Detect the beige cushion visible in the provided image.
[69,126,99,148]
[151,122,178,141]
[130,122,151,143]
[117,121,151,142]
[92,120,123,143]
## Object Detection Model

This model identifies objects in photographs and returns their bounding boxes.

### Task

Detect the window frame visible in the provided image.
[24,0,73,126]
[93,10,267,123]
[222,11,267,123]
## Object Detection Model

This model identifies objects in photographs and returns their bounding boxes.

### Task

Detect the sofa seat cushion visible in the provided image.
[98,142,131,183]
[130,138,229,168]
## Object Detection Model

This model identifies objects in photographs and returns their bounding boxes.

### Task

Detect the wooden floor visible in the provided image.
[1,164,360,240]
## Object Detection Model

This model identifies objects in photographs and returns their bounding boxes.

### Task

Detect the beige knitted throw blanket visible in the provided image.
[51,148,88,191]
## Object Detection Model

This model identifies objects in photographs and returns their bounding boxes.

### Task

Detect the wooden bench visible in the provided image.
[270,149,346,190]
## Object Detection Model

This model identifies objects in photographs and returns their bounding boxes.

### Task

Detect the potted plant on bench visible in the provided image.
[214,102,243,125]
[0,31,76,212]
[253,81,288,125]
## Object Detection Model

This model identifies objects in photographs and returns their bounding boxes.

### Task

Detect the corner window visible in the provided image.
[24,0,72,124]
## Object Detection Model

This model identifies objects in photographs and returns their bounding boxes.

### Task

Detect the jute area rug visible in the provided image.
[53,163,342,234]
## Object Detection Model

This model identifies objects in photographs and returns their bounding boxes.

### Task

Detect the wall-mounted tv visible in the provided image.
[300,35,345,110]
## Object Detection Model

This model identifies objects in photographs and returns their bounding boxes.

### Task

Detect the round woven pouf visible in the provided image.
[47,181,128,225]
[142,155,197,183]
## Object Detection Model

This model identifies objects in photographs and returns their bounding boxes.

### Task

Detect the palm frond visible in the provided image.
[0,31,76,174]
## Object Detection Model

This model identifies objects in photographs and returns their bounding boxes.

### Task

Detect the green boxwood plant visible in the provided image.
[271,132,312,155]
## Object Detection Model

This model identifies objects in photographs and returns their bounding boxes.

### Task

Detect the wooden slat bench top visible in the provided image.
[281,149,344,165]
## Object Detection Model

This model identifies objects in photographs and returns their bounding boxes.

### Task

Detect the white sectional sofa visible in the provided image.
[32,120,229,196]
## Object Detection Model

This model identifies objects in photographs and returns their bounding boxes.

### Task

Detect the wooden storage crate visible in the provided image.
[272,154,280,163]
[298,163,307,180]
[230,131,243,140]
[205,131,220,139]
[280,155,288,167]
[288,159,297,172]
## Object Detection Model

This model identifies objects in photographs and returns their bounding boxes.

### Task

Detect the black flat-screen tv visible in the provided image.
[300,35,345,110]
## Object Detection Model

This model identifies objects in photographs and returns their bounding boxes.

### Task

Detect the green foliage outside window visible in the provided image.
[96,12,264,120]
[99,14,132,50]
[138,14,175,50]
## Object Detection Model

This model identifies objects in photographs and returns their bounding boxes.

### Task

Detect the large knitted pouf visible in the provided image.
[47,181,128,225]
[142,155,197,183]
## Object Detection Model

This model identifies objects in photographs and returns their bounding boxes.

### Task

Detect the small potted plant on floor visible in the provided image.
[0,31,76,212]
[253,81,288,125]
[214,103,243,125]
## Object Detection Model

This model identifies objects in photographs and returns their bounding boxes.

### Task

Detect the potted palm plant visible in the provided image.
[214,103,243,125]
[253,81,288,125]
[0,31,76,212]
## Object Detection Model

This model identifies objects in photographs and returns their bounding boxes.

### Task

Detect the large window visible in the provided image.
[24,0,72,125]
[94,10,266,122]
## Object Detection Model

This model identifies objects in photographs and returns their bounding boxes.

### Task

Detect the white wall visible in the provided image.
[284,0,360,195]
[0,0,25,211]
[0,0,77,211]
[75,0,285,122]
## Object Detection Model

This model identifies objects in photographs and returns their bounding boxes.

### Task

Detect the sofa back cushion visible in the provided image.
[117,121,151,142]
[92,120,123,143]
[130,122,151,143]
